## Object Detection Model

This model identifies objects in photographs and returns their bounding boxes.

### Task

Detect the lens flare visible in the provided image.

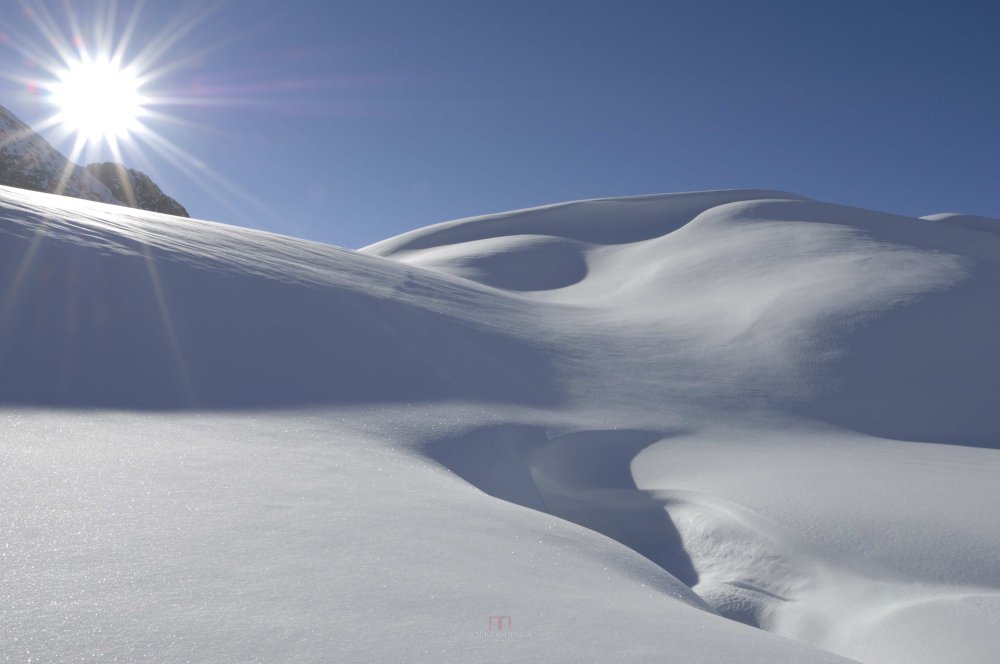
[49,54,145,143]
[2,0,289,218]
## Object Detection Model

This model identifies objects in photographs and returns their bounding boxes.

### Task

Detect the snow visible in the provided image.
[2,184,999,663]
[0,106,120,204]
[922,212,1000,236]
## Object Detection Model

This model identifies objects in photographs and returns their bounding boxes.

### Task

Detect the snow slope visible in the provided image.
[2,184,999,663]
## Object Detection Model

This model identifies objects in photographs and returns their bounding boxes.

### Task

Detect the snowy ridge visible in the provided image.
[921,211,1000,236]
[0,105,120,204]
[2,185,999,663]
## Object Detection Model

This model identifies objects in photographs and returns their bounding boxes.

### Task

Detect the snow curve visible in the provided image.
[3,184,1000,664]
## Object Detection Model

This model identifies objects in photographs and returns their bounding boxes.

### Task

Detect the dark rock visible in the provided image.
[85,162,189,217]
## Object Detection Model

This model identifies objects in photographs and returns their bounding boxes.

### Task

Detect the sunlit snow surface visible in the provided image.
[2,185,999,663]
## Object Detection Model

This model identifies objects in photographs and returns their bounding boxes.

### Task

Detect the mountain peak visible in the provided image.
[85,162,189,217]
[0,104,188,217]
[0,104,119,204]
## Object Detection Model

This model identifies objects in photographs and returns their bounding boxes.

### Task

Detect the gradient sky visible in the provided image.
[1,0,998,248]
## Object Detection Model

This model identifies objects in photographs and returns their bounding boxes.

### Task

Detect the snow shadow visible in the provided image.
[426,426,699,587]
[802,267,1000,448]
[732,199,1000,448]
[0,228,558,409]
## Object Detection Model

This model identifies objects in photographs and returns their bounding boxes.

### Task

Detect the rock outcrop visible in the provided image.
[85,162,189,217]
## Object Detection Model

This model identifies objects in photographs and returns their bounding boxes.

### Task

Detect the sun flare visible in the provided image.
[49,55,145,144]
[4,0,271,212]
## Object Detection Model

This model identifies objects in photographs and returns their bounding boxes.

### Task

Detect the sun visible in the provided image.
[5,0,271,213]
[49,54,146,144]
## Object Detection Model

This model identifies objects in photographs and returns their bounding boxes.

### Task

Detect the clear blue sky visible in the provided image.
[2,0,998,248]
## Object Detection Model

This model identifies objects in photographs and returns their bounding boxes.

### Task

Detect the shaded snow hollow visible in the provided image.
[1,185,999,663]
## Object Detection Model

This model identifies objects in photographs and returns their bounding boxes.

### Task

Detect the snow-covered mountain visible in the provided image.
[0,105,188,216]
[0,105,119,203]
[86,161,190,217]
[1,184,998,663]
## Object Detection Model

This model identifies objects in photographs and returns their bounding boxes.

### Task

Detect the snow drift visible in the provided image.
[1,184,998,663]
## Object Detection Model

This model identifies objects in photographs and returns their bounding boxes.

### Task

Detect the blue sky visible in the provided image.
[2,0,998,248]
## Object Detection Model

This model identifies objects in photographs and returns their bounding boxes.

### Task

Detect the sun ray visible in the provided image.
[0,125,35,149]
[140,243,195,405]
[135,108,259,145]
[4,0,345,227]
[130,1,223,75]
[105,134,139,207]
[16,0,76,68]
[111,0,147,64]
[136,20,265,83]
[94,0,116,56]
[62,2,86,53]
[0,211,50,347]
[52,132,88,196]
[135,126,273,218]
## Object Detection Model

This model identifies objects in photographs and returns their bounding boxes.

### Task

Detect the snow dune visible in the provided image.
[2,184,999,663]
[0,185,555,408]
